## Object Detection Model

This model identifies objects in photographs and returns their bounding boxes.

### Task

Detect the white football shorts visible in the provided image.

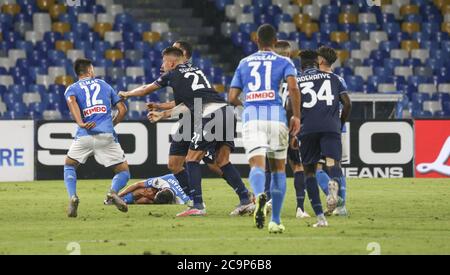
[67,133,126,167]
[242,120,289,160]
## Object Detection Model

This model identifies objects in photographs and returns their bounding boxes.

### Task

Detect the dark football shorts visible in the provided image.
[298,132,342,165]
[190,105,236,153]
[287,146,302,165]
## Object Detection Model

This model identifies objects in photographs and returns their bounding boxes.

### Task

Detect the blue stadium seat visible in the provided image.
[274,14,292,26]
[345,75,364,92]
[334,67,353,78]
[300,40,318,50]
[239,23,258,34]
[320,23,338,36]
[133,22,150,34]
[312,32,330,44]
[243,5,263,16]
[403,58,422,67]
[215,0,233,11]
[255,13,273,26]
[231,32,250,47]
[339,23,358,33]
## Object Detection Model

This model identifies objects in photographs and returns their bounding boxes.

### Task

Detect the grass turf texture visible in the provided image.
[0,178,449,255]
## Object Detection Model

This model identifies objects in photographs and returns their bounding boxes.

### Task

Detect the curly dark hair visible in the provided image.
[317,46,337,66]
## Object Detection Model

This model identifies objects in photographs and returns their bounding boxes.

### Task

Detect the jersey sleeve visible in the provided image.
[153,71,171,88]
[230,63,243,89]
[337,76,348,94]
[283,60,298,80]
[64,85,76,101]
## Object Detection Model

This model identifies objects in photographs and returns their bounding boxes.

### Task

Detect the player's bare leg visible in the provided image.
[64,157,80,218]
[107,161,130,213]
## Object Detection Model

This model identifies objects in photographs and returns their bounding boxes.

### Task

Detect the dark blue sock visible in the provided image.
[249,167,265,196]
[316,170,330,196]
[265,160,271,199]
[270,172,286,224]
[186,161,203,209]
[305,176,324,216]
[220,162,250,204]
[111,170,130,193]
[174,170,194,200]
[64,165,77,198]
[294,171,306,211]
[326,164,343,185]
[265,171,271,200]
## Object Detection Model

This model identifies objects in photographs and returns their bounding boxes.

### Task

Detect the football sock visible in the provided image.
[340,175,347,205]
[305,176,324,216]
[264,170,272,200]
[270,172,286,224]
[249,167,265,197]
[174,170,194,199]
[220,162,250,204]
[325,164,343,186]
[121,193,134,204]
[186,161,204,209]
[111,170,130,193]
[316,170,330,196]
[294,171,306,211]
[64,165,77,198]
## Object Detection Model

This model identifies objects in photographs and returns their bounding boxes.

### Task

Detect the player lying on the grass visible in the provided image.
[119,47,254,217]
[104,174,191,205]
[264,40,311,219]
[64,58,129,218]
[229,24,301,233]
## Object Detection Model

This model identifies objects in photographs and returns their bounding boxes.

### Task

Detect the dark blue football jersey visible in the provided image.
[154,63,225,111]
[297,68,348,135]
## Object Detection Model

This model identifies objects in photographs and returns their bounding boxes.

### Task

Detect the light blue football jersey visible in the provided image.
[144,174,190,204]
[64,78,121,137]
[230,51,297,125]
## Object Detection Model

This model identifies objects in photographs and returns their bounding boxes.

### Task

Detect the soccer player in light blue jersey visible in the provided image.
[64,58,130,217]
[229,24,301,233]
[115,174,191,205]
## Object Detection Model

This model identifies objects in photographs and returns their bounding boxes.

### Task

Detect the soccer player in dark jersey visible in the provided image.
[145,41,254,216]
[297,50,352,227]
[317,46,351,216]
[264,40,311,219]
[119,47,251,217]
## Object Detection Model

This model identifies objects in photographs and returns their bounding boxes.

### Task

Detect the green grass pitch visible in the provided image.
[0,178,449,255]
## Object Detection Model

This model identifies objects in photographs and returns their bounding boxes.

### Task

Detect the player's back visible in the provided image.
[145,174,190,204]
[231,51,297,124]
[157,63,225,111]
[65,78,121,137]
[297,68,347,135]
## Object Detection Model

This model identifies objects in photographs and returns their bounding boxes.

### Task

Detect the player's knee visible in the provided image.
[325,158,337,167]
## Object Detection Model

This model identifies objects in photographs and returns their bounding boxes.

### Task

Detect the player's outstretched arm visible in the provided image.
[286,76,301,136]
[113,101,128,126]
[118,181,146,197]
[228,88,243,106]
[66,96,96,129]
[340,93,352,128]
[147,101,176,111]
[147,103,189,123]
[118,83,160,100]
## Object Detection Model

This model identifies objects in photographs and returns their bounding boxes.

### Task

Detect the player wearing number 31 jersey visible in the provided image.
[229,24,301,233]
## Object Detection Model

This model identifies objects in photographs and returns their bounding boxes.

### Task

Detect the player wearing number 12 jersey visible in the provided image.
[229,24,301,233]
[63,58,130,218]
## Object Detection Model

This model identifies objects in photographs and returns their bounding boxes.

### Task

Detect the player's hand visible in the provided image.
[147,111,163,123]
[290,136,299,150]
[289,116,301,137]
[118,91,129,100]
[79,121,96,129]
[146,102,160,111]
